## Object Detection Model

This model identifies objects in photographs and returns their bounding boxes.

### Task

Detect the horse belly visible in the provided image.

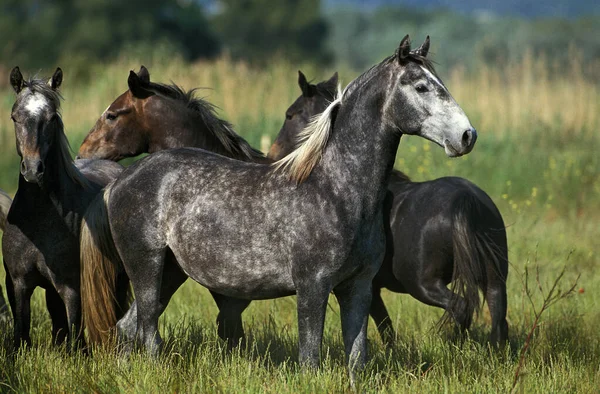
[169,236,296,300]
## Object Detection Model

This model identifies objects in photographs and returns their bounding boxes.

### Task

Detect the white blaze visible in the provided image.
[24,93,50,116]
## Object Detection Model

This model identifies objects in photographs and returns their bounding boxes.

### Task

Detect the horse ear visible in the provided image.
[10,66,24,93]
[49,67,63,90]
[298,70,311,97]
[397,34,411,61]
[128,70,154,99]
[414,36,430,57]
[138,65,150,85]
[326,72,338,87]
[321,72,339,96]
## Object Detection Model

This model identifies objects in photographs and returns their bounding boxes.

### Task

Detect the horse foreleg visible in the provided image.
[369,287,395,344]
[211,291,250,348]
[45,287,68,346]
[60,286,85,350]
[9,278,34,348]
[296,282,331,369]
[334,278,372,384]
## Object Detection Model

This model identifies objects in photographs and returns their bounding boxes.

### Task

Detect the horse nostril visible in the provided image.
[37,161,45,174]
[462,130,470,146]
[20,161,26,174]
[462,128,477,148]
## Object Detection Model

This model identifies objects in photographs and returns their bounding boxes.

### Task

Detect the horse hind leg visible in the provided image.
[412,280,472,334]
[117,254,187,351]
[45,287,68,346]
[211,291,250,349]
[369,287,396,345]
[126,249,167,356]
[486,284,508,346]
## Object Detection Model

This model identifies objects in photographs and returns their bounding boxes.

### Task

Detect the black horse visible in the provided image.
[80,35,477,378]
[269,70,509,345]
[3,67,127,348]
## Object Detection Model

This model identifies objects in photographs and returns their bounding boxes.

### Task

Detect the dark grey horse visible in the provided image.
[80,35,477,377]
[3,67,126,348]
[271,70,508,345]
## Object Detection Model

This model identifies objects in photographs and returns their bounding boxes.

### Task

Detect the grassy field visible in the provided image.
[0,52,599,392]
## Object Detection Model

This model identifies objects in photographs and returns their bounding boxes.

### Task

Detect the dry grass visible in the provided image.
[0,53,598,392]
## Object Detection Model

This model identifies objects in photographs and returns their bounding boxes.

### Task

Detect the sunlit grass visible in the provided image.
[0,54,598,392]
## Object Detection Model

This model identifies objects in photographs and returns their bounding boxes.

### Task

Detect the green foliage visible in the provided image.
[211,0,332,64]
[0,0,219,71]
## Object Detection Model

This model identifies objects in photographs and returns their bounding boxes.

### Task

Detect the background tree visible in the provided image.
[211,0,331,64]
[0,0,219,71]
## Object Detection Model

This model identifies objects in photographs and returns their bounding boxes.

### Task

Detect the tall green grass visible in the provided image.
[0,54,598,392]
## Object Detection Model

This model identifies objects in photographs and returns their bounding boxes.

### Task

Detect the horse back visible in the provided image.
[106,148,380,299]
[376,175,505,290]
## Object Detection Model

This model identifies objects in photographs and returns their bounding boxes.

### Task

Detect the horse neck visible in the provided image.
[40,136,88,215]
[147,100,268,163]
[312,86,400,215]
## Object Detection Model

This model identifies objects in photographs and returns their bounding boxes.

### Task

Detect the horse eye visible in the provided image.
[286,113,293,120]
[415,84,429,93]
[106,112,118,121]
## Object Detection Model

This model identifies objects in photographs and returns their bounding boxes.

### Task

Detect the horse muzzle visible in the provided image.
[20,159,45,183]
[444,127,477,157]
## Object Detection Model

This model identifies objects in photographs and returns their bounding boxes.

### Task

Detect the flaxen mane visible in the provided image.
[273,85,343,184]
[146,82,265,161]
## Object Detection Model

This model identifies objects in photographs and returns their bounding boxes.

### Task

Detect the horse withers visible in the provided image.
[270,69,508,345]
[80,35,477,378]
[3,67,127,349]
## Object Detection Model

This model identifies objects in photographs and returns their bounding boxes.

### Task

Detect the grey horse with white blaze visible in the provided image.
[79,35,477,378]
[3,67,126,349]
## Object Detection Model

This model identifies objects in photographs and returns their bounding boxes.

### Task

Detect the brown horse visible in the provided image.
[77,66,269,164]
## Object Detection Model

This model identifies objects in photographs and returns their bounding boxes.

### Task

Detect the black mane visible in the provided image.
[22,78,63,110]
[145,81,265,161]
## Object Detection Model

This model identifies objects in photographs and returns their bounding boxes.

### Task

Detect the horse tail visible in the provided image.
[443,191,502,330]
[80,183,123,345]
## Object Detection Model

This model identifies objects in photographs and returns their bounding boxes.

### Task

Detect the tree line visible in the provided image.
[1,0,598,75]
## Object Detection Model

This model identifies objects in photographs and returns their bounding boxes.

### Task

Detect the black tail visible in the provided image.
[442,191,506,330]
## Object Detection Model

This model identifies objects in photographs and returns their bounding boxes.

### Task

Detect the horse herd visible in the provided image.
[1,35,508,379]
